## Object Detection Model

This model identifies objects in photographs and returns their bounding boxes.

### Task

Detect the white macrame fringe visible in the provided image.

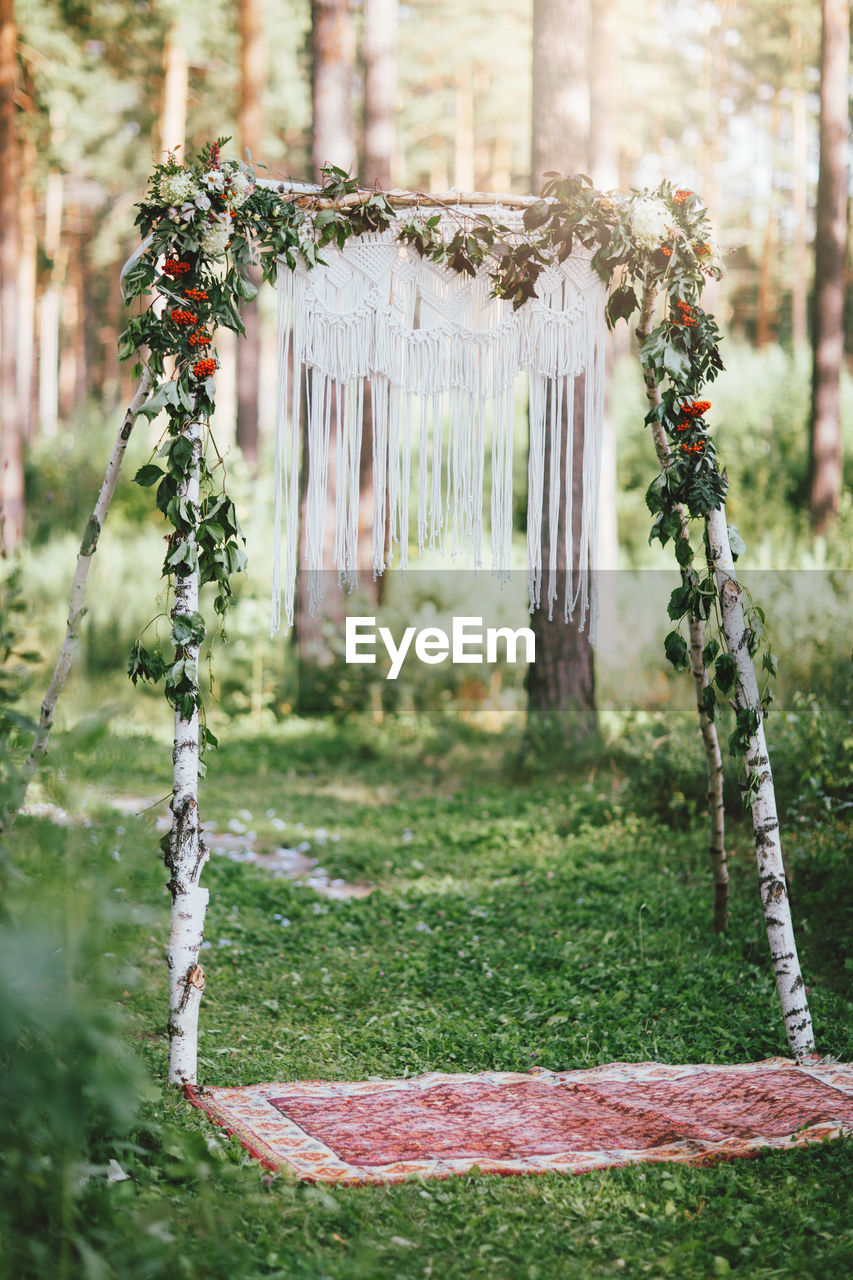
[270,210,607,642]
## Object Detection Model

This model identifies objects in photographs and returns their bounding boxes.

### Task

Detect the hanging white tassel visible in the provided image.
[271,213,607,637]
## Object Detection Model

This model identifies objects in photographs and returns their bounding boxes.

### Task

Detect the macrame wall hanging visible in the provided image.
[270,205,607,640]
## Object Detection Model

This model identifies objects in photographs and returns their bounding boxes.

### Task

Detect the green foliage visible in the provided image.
[3,714,851,1278]
[0,568,41,845]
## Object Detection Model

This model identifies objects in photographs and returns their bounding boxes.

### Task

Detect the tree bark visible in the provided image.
[2,371,153,831]
[159,27,189,157]
[297,0,357,673]
[166,414,208,1085]
[39,126,65,437]
[0,0,23,550]
[791,28,809,350]
[531,0,589,192]
[17,127,36,440]
[589,0,619,574]
[236,0,266,472]
[808,0,849,533]
[637,284,728,932]
[362,0,397,189]
[705,508,815,1058]
[528,0,596,742]
[311,0,355,178]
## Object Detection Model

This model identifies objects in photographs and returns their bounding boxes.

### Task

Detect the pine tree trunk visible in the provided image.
[637,285,728,932]
[311,0,355,178]
[527,374,597,740]
[791,29,809,350]
[589,0,619,574]
[531,0,590,192]
[361,0,397,595]
[0,0,23,549]
[363,0,397,189]
[159,28,189,156]
[755,101,780,350]
[808,0,849,533]
[528,0,596,741]
[705,508,815,1058]
[39,152,64,438]
[166,414,209,1086]
[17,129,37,440]
[236,0,265,473]
[297,0,356,670]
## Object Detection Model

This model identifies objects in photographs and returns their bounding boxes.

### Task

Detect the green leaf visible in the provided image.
[170,612,207,647]
[700,684,717,720]
[762,651,779,677]
[139,380,180,420]
[714,652,737,694]
[134,463,164,487]
[674,536,694,567]
[702,638,720,667]
[605,284,638,326]
[662,342,691,382]
[727,524,746,558]
[667,584,692,621]
[664,630,689,670]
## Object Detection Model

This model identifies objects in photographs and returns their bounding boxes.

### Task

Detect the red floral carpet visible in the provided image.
[187,1058,853,1185]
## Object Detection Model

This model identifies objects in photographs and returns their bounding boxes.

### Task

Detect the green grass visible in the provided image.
[5,715,852,1279]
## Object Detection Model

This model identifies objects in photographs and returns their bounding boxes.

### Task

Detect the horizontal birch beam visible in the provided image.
[256,176,548,210]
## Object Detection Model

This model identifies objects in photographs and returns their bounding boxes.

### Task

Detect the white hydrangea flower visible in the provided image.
[630,196,672,251]
[225,170,253,209]
[203,168,226,193]
[160,170,198,205]
[199,217,231,257]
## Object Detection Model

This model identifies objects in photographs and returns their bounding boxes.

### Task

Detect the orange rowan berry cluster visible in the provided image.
[164,258,191,276]
[694,242,711,256]
[188,330,212,348]
[681,441,705,454]
[681,400,711,417]
[674,300,697,327]
[674,189,692,205]
[192,358,217,378]
[660,246,673,257]
[170,309,198,326]
[184,287,209,302]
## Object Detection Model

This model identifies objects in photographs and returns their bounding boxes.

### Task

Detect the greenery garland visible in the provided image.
[119,142,774,785]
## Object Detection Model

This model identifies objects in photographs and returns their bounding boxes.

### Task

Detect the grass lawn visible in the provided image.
[5,714,853,1279]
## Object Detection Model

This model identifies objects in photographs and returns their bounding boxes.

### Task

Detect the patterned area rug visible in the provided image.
[187,1058,853,1185]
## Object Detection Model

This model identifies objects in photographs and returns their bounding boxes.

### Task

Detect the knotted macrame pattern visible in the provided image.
[271,207,607,638]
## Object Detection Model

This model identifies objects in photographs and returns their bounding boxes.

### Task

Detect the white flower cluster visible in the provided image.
[629,196,672,251]
[199,217,231,257]
[160,169,198,205]
[225,170,253,208]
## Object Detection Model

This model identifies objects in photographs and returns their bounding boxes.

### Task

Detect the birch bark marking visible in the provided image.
[166,414,209,1085]
[636,284,728,931]
[2,370,153,830]
[705,508,815,1060]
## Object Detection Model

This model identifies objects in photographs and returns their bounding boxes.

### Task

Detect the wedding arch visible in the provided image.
[21,144,815,1086]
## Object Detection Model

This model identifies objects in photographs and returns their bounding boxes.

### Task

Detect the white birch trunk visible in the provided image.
[705,507,815,1060]
[166,415,209,1085]
[637,285,728,931]
[2,371,153,829]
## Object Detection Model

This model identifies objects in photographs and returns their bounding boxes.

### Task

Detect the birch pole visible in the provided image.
[705,508,815,1060]
[165,414,209,1086]
[637,283,728,931]
[2,369,153,830]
